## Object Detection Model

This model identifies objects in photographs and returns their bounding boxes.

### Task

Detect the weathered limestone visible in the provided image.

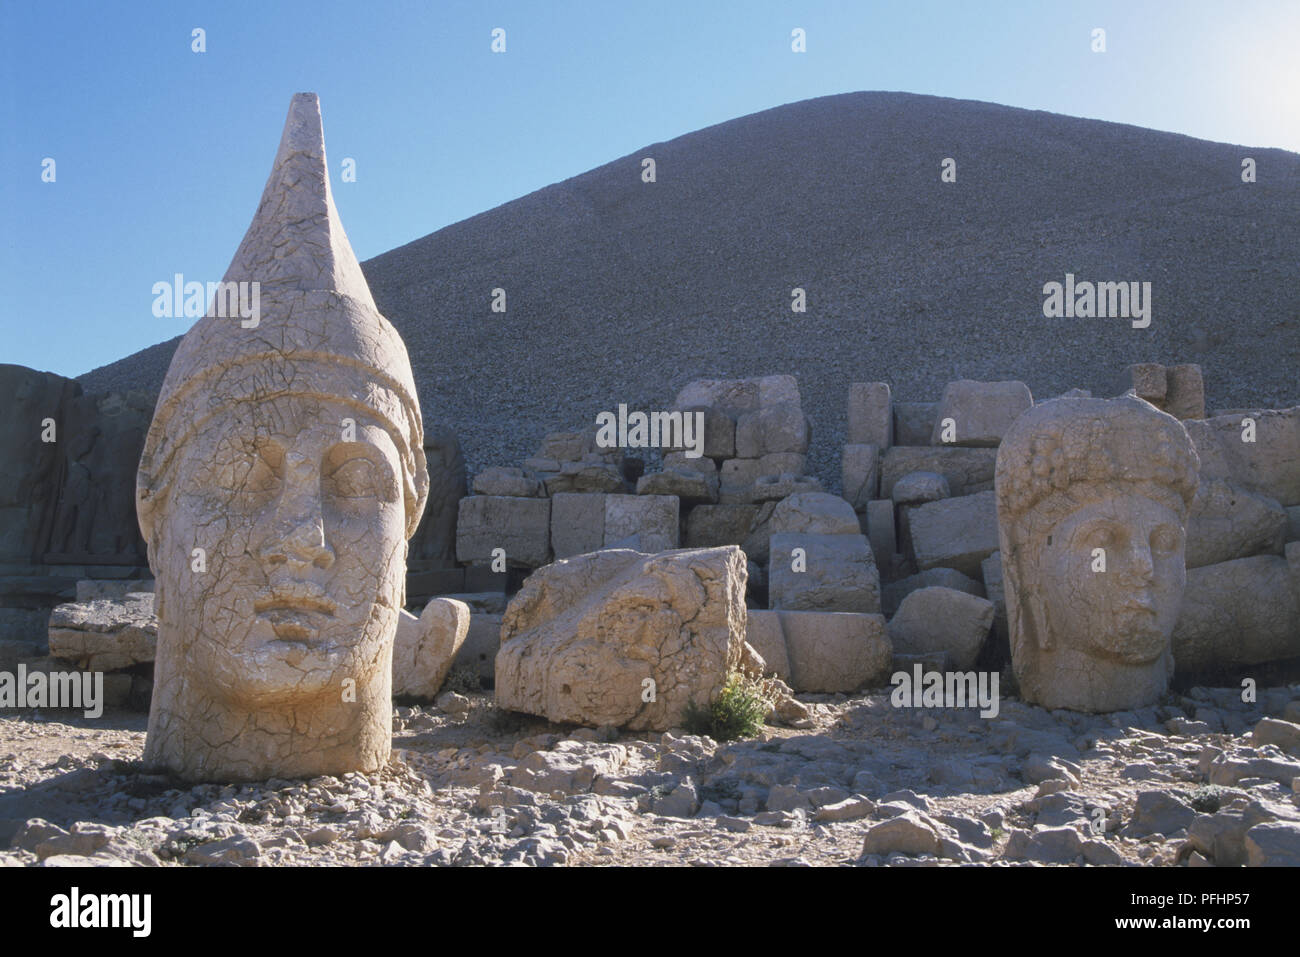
[455,612,502,684]
[768,533,881,614]
[767,492,859,537]
[1172,548,1300,676]
[981,551,1008,646]
[880,447,998,499]
[893,402,938,447]
[777,611,892,693]
[550,492,606,559]
[891,470,949,506]
[456,496,552,567]
[751,474,822,502]
[841,444,880,511]
[745,609,790,682]
[684,504,759,549]
[847,383,893,448]
[995,396,1199,713]
[1116,363,1168,404]
[604,494,679,551]
[865,499,896,570]
[472,466,543,498]
[391,598,470,699]
[1165,364,1205,420]
[882,567,984,617]
[735,403,809,457]
[495,546,747,729]
[47,593,156,671]
[906,490,1000,579]
[931,380,1033,447]
[134,94,430,781]
[887,586,994,670]
[1185,408,1300,506]
[1184,478,1286,569]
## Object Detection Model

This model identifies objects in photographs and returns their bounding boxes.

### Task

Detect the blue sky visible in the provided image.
[3,0,1298,379]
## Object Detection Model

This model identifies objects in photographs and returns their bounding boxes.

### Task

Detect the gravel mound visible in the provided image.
[77,91,1300,491]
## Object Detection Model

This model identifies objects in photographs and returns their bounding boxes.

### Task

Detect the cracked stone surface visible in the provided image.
[133,93,428,781]
[995,396,1199,713]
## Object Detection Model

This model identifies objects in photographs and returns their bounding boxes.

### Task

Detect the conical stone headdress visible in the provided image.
[137,93,428,544]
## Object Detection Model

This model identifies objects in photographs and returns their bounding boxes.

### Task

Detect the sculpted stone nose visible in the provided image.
[261,453,336,570]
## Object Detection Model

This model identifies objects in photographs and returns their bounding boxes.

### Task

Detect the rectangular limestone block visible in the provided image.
[906,490,1000,579]
[456,496,552,567]
[879,446,998,499]
[551,492,606,559]
[1118,363,1168,402]
[777,611,892,693]
[865,499,895,568]
[454,613,502,684]
[604,494,680,551]
[1185,408,1300,507]
[768,533,881,614]
[758,452,805,476]
[930,380,1033,447]
[685,503,760,548]
[735,404,809,458]
[1165,364,1206,420]
[745,609,790,681]
[848,382,893,448]
[718,458,764,503]
[893,402,937,447]
[842,444,880,510]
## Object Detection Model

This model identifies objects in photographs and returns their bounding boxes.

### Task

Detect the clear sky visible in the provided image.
[2,0,1297,380]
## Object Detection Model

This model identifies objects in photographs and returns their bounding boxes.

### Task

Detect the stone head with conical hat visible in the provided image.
[994,394,1198,713]
[136,93,428,781]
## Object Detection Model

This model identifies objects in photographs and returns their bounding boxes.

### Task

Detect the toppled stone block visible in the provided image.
[735,403,810,457]
[848,382,893,448]
[841,444,880,511]
[685,504,759,548]
[47,594,157,671]
[891,470,949,506]
[931,380,1033,447]
[751,474,822,502]
[604,494,679,552]
[1186,408,1300,506]
[882,567,984,617]
[886,586,993,670]
[454,613,502,683]
[1185,478,1286,569]
[456,496,552,567]
[768,492,859,537]
[542,461,626,495]
[392,598,470,699]
[718,458,764,504]
[550,492,606,559]
[757,452,806,476]
[472,466,544,498]
[778,610,891,693]
[1165,364,1205,420]
[1117,363,1167,403]
[905,490,999,579]
[636,464,718,505]
[495,546,747,729]
[865,499,895,569]
[671,405,735,460]
[880,446,998,499]
[769,533,881,614]
[746,609,790,681]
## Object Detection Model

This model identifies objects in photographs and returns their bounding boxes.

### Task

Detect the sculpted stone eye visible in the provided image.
[1150,527,1180,554]
[326,457,380,499]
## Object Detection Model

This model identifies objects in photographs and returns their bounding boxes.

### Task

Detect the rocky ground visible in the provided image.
[2,683,1299,867]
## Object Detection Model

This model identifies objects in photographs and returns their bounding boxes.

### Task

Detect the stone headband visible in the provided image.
[995,394,1199,528]
[137,290,428,544]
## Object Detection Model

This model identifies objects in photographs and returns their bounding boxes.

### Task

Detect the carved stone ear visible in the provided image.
[1023,592,1051,652]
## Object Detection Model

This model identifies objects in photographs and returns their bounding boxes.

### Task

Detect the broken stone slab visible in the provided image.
[882,567,984,617]
[47,594,157,671]
[542,461,626,495]
[735,403,810,457]
[1172,551,1300,676]
[841,444,880,511]
[536,432,589,463]
[1116,362,1167,403]
[905,490,999,579]
[750,473,822,503]
[768,533,881,614]
[1185,478,1287,569]
[636,468,718,505]
[745,609,790,682]
[891,470,949,506]
[847,382,893,448]
[1186,408,1300,506]
[684,504,759,549]
[495,546,747,730]
[456,496,552,568]
[886,586,993,671]
[472,466,544,498]
[392,597,470,699]
[550,492,605,559]
[893,402,937,447]
[777,610,891,693]
[930,380,1033,447]
[604,494,679,552]
[767,491,859,537]
[1165,364,1205,420]
[879,446,998,499]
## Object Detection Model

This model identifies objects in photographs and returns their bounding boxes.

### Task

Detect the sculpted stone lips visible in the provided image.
[253,580,339,617]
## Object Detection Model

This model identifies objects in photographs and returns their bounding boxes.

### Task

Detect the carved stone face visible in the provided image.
[1037,495,1186,664]
[157,394,405,706]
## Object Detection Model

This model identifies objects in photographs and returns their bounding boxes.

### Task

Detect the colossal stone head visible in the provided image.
[995,395,1198,712]
[136,93,428,781]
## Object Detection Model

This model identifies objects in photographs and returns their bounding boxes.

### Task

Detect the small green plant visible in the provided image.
[682,672,775,741]
[442,665,482,696]
[1189,784,1229,814]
